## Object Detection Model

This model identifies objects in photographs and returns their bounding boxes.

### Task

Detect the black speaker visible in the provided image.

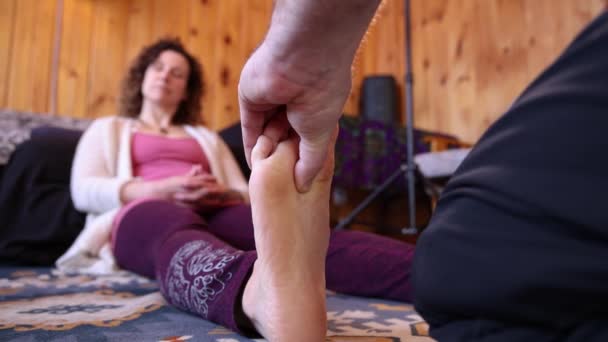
[360,75,399,124]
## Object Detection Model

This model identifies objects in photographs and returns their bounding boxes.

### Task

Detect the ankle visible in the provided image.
[241,262,262,327]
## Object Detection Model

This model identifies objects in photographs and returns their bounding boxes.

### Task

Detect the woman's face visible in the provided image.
[141,50,190,110]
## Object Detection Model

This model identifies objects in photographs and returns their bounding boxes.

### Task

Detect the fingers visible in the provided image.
[251,135,274,166]
[188,165,203,176]
[238,58,259,169]
[174,186,224,202]
[241,106,290,169]
[238,71,278,169]
[181,174,217,190]
[251,128,298,178]
[240,106,266,170]
[316,124,339,183]
[294,133,331,193]
[261,110,290,151]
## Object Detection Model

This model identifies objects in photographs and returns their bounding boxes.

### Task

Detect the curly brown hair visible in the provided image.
[118,38,204,125]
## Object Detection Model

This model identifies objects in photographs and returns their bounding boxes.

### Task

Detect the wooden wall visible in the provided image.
[0,0,606,142]
[0,0,273,130]
[407,0,607,142]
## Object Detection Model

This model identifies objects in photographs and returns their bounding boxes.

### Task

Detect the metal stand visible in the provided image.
[334,0,418,235]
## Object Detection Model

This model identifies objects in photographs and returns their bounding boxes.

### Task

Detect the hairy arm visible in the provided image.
[239,0,381,192]
[266,0,381,78]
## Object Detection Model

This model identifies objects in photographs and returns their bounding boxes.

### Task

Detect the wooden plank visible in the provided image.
[346,1,385,117]
[469,0,501,137]
[421,0,449,133]
[7,0,57,113]
[152,0,190,41]
[524,1,599,83]
[124,0,191,83]
[374,0,404,76]
[241,0,272,59]
[523,0,555,81]
[561,0,594,40]
[0,0,16,108]
[188,0,221,127]
[56,0,94,118]
[211,0,243,130]
[589,0,608,18]
[125,0,154,64]
[413,0,437,132]
[48,0,63,115]
[350,0,406,122]
[87,0,130,118]
[474,0,529,142]
[5,0,598,144]
[410,0,431,133]
[443,0,477,141]
[385,0,405,124]
[234,0,273,127]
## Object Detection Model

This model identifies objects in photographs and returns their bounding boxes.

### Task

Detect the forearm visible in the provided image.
[119,179,160,204]
[71,176,130,214]
[265,0,381,78]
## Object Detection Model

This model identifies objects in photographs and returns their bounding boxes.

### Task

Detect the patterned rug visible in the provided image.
[0,267,434,341]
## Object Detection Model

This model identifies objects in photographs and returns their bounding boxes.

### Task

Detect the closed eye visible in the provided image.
[171,69,187,79]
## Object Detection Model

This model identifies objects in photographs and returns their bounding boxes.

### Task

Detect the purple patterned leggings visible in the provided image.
[112,199,414,333]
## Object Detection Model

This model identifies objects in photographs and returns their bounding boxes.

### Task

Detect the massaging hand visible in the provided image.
[238,43,351,193]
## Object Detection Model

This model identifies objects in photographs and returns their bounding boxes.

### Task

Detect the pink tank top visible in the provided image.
[131,132,211,180]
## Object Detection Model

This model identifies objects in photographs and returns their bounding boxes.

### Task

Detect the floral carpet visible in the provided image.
[0,267,433,341]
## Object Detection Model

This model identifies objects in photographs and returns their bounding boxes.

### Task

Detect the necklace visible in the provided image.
[138,118,169,135]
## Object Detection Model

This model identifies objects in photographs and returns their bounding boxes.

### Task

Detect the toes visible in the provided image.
[270,135,298,169]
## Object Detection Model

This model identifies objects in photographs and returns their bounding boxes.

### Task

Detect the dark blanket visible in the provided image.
[0,127,86,265]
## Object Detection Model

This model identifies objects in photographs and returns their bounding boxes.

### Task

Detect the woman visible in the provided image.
[59,38,415,337]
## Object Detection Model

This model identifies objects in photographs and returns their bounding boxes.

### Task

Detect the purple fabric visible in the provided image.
[112,199,205,278]
[156,229,257,333]
[112,200,256,333]
[334,116,456,189]
[327,230,414,302]
[203,204,256,251]
[112,199,414,333]
[202,204,414,301]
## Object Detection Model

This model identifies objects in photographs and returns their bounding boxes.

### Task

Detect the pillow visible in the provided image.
[0,126,86,265]
[219,122,250,180]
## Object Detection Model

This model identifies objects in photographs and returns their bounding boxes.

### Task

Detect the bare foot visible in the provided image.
[242,131,336,341]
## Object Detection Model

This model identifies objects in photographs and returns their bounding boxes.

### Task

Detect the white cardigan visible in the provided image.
[56,116,249,274]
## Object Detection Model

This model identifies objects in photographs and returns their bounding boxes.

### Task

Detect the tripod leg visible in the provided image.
[334,164,408,230]
[403,0,417,234]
